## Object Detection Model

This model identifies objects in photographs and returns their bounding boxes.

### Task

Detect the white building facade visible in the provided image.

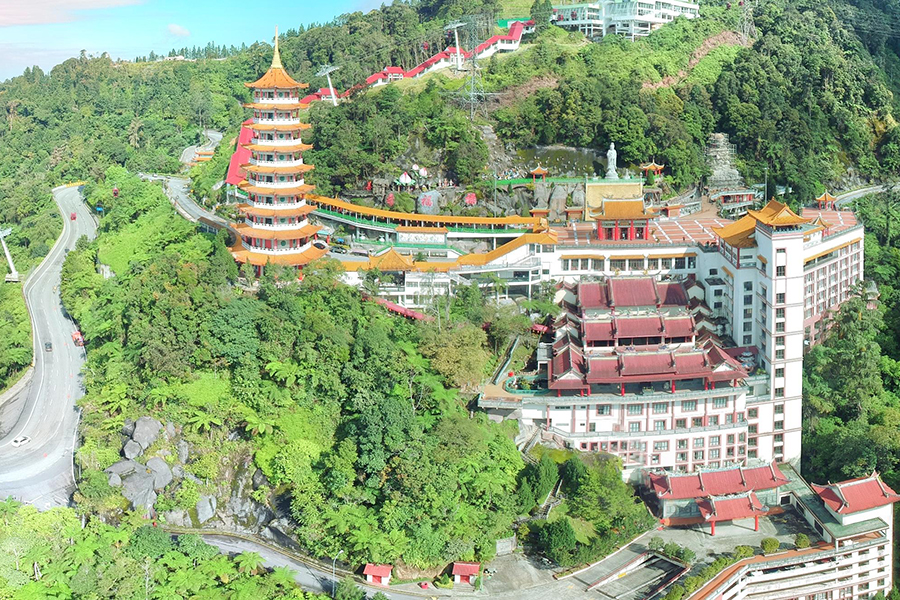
[552,0,700,40]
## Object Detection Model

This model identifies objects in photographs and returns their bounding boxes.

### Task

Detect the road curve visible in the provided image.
[835,185,886,207]
[0,186,97,507]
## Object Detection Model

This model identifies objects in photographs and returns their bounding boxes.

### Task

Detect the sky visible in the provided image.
[0,0,383,81]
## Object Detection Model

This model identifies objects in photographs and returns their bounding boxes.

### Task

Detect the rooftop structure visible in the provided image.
[228,29,326,273]
[552,0,700,41]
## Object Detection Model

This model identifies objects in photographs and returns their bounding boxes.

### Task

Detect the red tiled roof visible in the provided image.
[452,562,481,576]
[657,282,689,306]
[609,278,658,307]
[551,345,583,378]
[664,316,695,338]
[584,321,614,342]
[578,282,609,309]
[364,564,392,577]
[587,357,619,379]
[649,462,789,500]
[621,353,675,376]
[811,473,900,515]
[615,316,663,338]
[225,119,254,186]
[696,492,767,523]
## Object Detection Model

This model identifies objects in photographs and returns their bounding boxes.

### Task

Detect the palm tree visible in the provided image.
[265,360,301,387]
[201,554,236,584]
[242,411,276,437]
[268,566,297,591]
[127,117,143,149]
[234,551,265,576]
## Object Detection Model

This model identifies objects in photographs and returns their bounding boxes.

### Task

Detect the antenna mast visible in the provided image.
[316,65,341,107]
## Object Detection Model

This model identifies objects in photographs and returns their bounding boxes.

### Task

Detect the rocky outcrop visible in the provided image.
[196,495,217,524]
[146,457,173,490]
[123,439,143,460]
[132,417,163,449]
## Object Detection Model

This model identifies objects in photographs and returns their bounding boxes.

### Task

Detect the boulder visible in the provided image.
[146,457,173,490]
[572,187,585,207]
[107,473,122,487]
[176,440,190,464]
[162,509,188,527]
[416,190,441,215]
[106,459,141,476]
[548,185,569,222]
[132,417,163,449]
[165,421,176,440]
[121,468,157,510]
[196,495,217,524]
[252,468,269,490]
[121,419,136,437]
[172,465,185,479]
[123,440,143,459]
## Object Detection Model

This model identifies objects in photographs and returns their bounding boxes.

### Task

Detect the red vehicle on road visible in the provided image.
[70,212,76,220]
[72,331,84,347]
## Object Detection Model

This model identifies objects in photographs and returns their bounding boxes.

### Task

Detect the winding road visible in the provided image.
[0,185,96,508]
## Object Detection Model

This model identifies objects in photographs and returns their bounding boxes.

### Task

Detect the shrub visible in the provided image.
[761,537,780,555]
[683,576,705,594]
[733,545,754,560]
[794,533,810,549]
[663,584,685,600]
[648,536,665,553]
[679,547,696,564]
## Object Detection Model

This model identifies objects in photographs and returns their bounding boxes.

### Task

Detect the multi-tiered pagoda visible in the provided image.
[229,29,327,275]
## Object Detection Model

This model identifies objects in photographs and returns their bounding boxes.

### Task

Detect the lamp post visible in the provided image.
[331,550,344,598]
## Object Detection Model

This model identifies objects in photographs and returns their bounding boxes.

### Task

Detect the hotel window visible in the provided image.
[693,450,704,461]
[774,434,783,443]
[714,397,727,409]
[715,302,723,310]
[708,416,719,426]
[749,424,758,434]
[727,434,735,444]
[739,432,746,441]
[654,441,669,451]
[775,387,784,398]
[776,349,785,359]
[589,423,596,432]
[743,321,752,332]
[675,419,687,429]
[628,404,642,415]
[710,449,720,459]
[714,288,723,296]
[676,452,688,462]
[651,454,660,465]
[682,400,697,411]
[675,257,686,269]
[725,414,733,424]
[692,417,703,427]
[776,336,785,347]
[661,258,672,269]
[677,439,688,449]
[777,265,786,276]
[776,308,785,318]
[629,422,641,432]
[775,420,784,430]
[610,259,626,271]
[775,404,784,414]
[743,335,752,345]
[653,402,667,414]
[710,436,720,446]
[744,281,753,292]
[749,449,758,458]
[654,420,666,431]
[744,308,753,319]
[694,438,704,448]
[776,322,785,332]
[597,404,611,415]
[776,367,784,378]
[777,293,786,304]
[744,294,753,306]
[647,258,659,269]
[749,437,757,447]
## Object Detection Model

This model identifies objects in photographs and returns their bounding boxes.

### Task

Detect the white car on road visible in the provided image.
[11,436,31,448]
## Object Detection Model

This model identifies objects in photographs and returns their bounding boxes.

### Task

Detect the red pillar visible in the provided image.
[613,221,620,240]
[711,521,715,536]
[621,383,625,396]
[628,220,635,240]
[598,224,605,240]
[754,515,759,531]
[671,380,675,393]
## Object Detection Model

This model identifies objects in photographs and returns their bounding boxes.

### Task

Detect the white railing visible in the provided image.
[242,241,313,255]
[253,117,301,126]
[247,178,306,189]
[252,96,303,105]
[248,158,304,168]
[243,218,309,231]
[249,137,305,147]
[246,200,308,209]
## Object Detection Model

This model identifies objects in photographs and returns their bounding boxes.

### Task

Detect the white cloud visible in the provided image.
[167,23,190,37]
[0,0,143,27]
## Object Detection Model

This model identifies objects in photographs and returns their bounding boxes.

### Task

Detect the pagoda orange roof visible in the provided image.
[246,122,312,132]
[229,243,328,267]
[748,199,808,227]
[243,102,309,110]
[245,29,309,90]
[640,161,665,171]
[238,182,315,196]
[232,222,321,240]
[369,248,415,271]
[237,203,316,218]
[241,163,315,175]
[590,199,651,220]
[243,142,313,153]
[712,215,757,248]
[530,166,549,175]
[815,191,837,203]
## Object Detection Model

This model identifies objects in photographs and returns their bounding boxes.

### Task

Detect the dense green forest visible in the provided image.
[0,497,356,599]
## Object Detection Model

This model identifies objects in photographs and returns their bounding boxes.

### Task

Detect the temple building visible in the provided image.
[228,30,327,275]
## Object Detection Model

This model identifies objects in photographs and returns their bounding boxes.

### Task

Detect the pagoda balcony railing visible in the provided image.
[252,96,303,104]
[243,219,310,231]
[253,117,302,126]
[242,241,313,255]
[247,179,306,189]
[246,200,308,209]
[249,137,305,147]
[542,419,748,440]
[248,158,305,168]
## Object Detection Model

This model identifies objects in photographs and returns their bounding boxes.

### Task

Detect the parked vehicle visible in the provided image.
[331,246,348,254]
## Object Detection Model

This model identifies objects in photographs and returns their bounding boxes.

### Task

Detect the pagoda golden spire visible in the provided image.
[272,26,283,69]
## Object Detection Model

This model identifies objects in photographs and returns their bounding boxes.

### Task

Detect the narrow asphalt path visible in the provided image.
[835,184,886,207]
[0,186,96,508]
